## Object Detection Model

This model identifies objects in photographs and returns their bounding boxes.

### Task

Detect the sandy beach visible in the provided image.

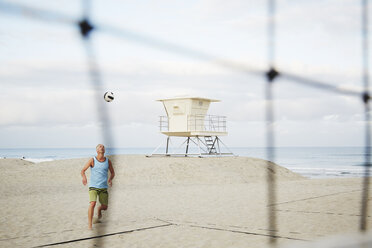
[0,155,371,247]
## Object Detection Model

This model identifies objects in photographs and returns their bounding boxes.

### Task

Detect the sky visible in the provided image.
[0,0,371,148]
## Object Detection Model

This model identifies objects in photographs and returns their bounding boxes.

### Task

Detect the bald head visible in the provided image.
[96,144,105,154]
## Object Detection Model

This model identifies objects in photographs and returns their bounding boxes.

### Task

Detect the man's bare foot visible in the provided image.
[92,217,101,224]
[88,225,93,230]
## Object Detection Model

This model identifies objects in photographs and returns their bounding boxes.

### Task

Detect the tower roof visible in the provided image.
[157,96,220,102]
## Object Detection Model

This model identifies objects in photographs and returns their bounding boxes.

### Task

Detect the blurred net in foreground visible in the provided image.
[0,0,370,247]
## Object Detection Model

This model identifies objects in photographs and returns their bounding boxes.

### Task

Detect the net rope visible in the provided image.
[0,0,370,246]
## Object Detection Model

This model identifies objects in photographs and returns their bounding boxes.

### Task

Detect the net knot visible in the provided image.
[362,92,370,104]
[78,18,94,38]
[266,67,279,82]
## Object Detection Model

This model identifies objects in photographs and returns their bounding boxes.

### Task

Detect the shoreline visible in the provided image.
[0,146,368,180]
[0,153,368,179]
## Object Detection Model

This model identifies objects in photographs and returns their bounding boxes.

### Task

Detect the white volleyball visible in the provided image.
[104,92,114,102]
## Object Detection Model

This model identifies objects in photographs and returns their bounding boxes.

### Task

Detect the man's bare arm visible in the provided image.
[81,158,93,186]
[108,159,115,187]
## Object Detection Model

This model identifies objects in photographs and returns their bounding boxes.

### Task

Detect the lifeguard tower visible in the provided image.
[150,97,234,157]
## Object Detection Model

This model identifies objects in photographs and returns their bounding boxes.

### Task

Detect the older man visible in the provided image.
[81,144,115,229]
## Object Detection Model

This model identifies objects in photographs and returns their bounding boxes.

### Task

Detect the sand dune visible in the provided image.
[0,155,370,247]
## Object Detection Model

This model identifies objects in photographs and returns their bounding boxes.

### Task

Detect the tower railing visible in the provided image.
[188,115,227,132]
[159,115,169,132]
[159,115,227,133]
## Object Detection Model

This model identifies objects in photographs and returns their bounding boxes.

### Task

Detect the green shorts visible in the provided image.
[89,187,108,206]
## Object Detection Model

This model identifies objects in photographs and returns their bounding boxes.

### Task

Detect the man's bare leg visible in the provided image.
[88,201,96,229]
[98,204,108,219]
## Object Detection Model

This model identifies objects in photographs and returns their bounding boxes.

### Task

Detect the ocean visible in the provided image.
[0,147,369,179]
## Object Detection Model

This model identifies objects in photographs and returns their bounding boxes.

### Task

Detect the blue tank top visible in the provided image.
[89,157,109,188]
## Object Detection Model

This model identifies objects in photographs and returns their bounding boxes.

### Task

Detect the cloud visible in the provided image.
[273,119,365,147]
[195,0,265,20]
[0,54,364,130]
[216,93,362,123]
[0,87,97,127]
[0,0,368,148]
[278,0,361,35]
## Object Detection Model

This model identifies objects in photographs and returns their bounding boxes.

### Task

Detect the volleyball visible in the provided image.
[104,92,114,102]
